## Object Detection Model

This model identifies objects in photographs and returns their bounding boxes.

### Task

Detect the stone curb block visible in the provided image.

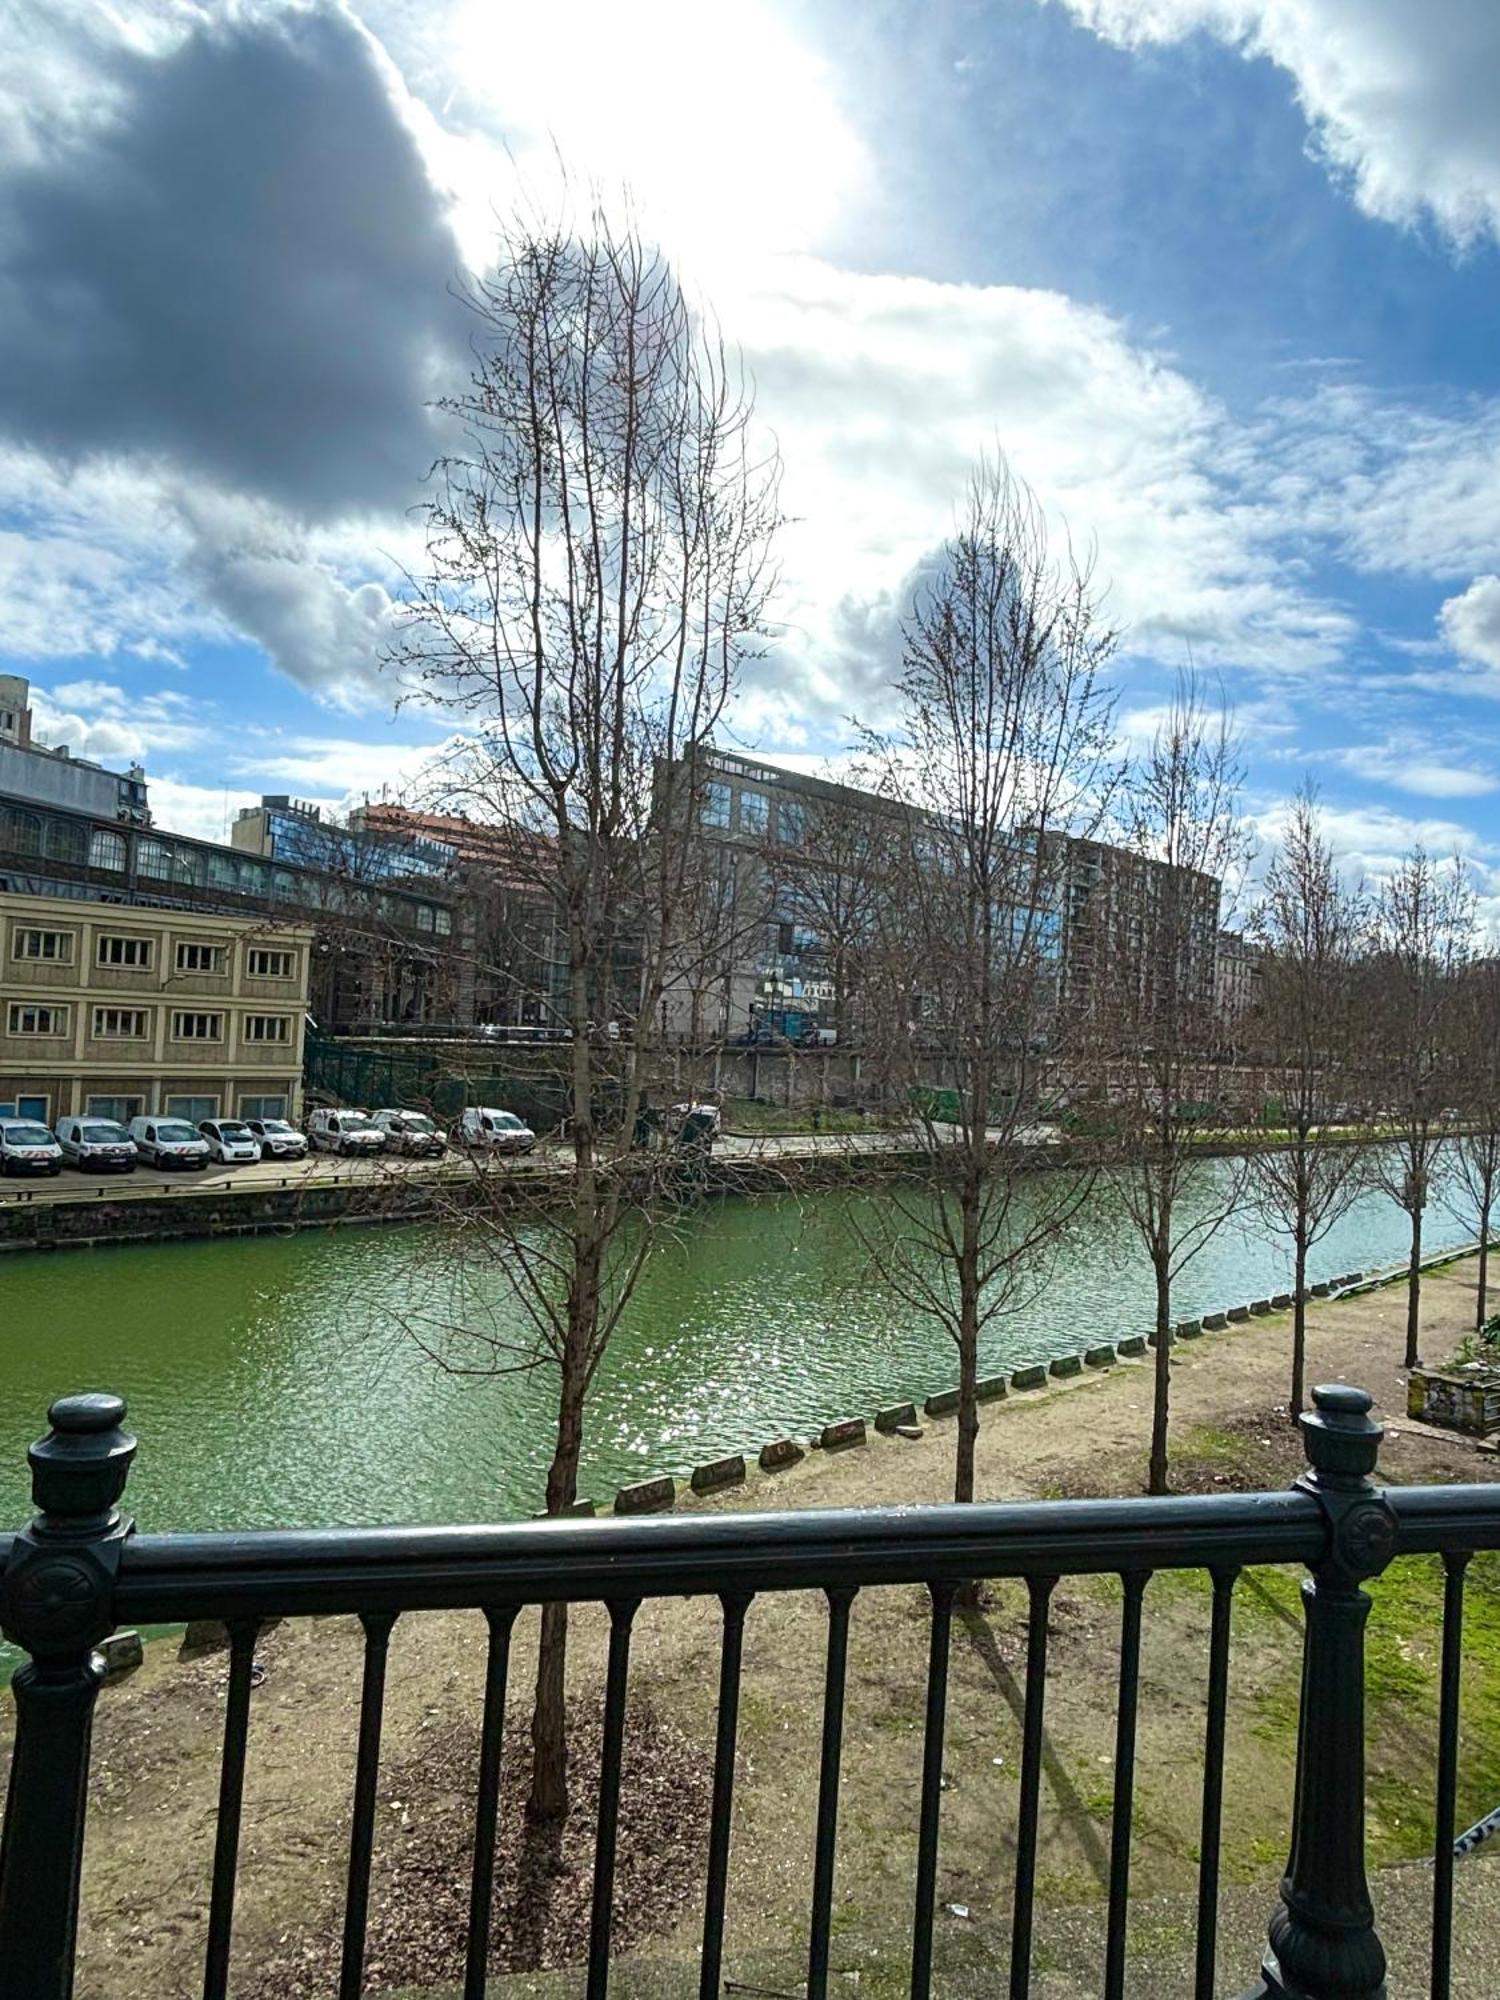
[1177,1320,1204,1340]
[1084,1344,1116,1368]
[976,1375,1009,1402]
[820,1417,867,1451]
[924,1388,961,1417]
[615,1474,676,1515]
[691,1454,746,1494]
[1148,1329,1174,1349]
[1227,1305,1251,1322]
[1010,1364,1048,1390]
[1203,1313,1228,1330]
[100,1630,144,1684]
[179,1619,230,1661]
[1345,1271,1364,1284]
[1250,1299,1272,1315]
[1311,1283,1331,1298]
[1271,1293,1292,1310]
[1049,1353,1083,1378]
[876,1402,919,1432]
[1116,1335,1147,1356]
[759,1438,804,1472]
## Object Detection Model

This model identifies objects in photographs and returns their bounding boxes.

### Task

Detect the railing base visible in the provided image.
[1241,1946,1387,2000]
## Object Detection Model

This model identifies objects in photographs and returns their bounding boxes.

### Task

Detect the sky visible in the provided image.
[4,0,1500,908]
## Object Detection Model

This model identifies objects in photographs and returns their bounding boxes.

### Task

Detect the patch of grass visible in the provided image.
[720,1097,892,1136]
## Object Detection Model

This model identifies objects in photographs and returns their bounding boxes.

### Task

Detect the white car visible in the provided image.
[244,1117,308,1161]
[306,1107,386,1156]
[371,1109,447,1157]
[0,1118,63,1176]
[128,1116,211,1169]
[55,1116,137,1172]
[198,1118,262,1165]
[458,1106,537,1154]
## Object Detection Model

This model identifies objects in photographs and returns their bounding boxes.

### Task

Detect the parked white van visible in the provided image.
[306,1107,386,1156]
[0,1118,64,1176]
[55,1116,137,1172]
[198,1118,261,1165]
[371,1109,447,1157]
[458,1107,537,1154]
[128,1116,211,1169]
[244,1116,308,1161]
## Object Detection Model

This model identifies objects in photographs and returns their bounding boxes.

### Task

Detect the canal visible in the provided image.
[0,1161,1480,1533]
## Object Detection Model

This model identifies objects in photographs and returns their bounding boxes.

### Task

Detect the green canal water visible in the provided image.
[0,1164,1479,1533]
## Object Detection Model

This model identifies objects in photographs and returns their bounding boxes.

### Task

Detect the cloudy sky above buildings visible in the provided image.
[4,0,1500,899]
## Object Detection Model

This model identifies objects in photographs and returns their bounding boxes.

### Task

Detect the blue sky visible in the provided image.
[3,1,1500,908]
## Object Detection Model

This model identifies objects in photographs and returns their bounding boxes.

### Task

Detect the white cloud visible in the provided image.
[1059,1,1500,247]
[1440,575,1500,672]
[1335,737,1498,801]
[26,677,208,764]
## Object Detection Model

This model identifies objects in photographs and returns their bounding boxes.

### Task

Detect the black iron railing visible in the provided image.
[0,1385,1496,2000]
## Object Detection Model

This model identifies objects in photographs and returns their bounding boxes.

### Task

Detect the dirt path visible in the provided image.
[12,1258,1498,1997]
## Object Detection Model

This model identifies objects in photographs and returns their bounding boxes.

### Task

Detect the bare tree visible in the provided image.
[1451,949,1500,1329]
[1249,786,1371,1415]
[394,212,779,1822]
[859,460,1118,1509]
[1085,677,1249,1495]
[1365,848,1473,1369]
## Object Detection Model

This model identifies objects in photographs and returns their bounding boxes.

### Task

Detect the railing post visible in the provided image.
[0,1393,136,2000]
[1245,1384,1395,2000]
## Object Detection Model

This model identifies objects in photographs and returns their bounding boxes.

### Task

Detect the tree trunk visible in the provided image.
[1478,1181,1492,1330]
[1147,1242,1172,1496]
[529,1366,586,1821]
[1405,1202,1423,1370]
[1290,1226,1308,1419]
[954,1191,981,1507]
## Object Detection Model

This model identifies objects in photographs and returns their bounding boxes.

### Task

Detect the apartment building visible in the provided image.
[0,890,314,1127]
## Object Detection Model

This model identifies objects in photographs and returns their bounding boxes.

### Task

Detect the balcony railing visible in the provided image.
[0,1384,1496,2000]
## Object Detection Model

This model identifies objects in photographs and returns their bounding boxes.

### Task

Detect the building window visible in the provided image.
[416,904,435,933]
[97,934,153,969]
[434,908,452,937]
[136,839,173,880]
[88,828,127,872]
[701,781,732,829]
[239,1094,289,1119]
[244,1014,292,1043]
[247,947,295,979]
[776,799,807,845]
[171,1010,223,1041]
[13,927,74,963]
[165,1095,218,1122]
[737,789,769,835]
[175,941,226,975]
[92,1006,150,1040]
[1,806,42,855]
[7,1002,69,1036]
[207,852,241,890]
[86,1095,144,1123]
[45,820,88,866]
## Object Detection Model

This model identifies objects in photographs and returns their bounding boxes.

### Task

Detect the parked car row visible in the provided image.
[305,1106,537,1157]
[0,1104,538,1176]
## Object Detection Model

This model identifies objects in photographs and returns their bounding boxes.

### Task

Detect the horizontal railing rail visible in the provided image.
[0,1384,1496,2000]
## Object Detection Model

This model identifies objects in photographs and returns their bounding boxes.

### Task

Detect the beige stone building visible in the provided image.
[0,891,313,1127]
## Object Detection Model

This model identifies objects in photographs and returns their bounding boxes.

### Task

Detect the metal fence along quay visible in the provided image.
[0,1385,1497,2000]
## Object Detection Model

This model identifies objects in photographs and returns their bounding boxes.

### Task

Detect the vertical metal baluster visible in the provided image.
[339,1611,397,2000]
[1009,1574,1058,2000]
[1194,1565,1238,2000]
[1104,1571,1149,2000]
[463,1605,518,2000]
[807,1585,857,2000]
[201,1619,261,2000]
[1431,1551,1470,2000]
[586,1598,640,2000]
[699,1592,753,2000]
[909,1580,956,2000]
